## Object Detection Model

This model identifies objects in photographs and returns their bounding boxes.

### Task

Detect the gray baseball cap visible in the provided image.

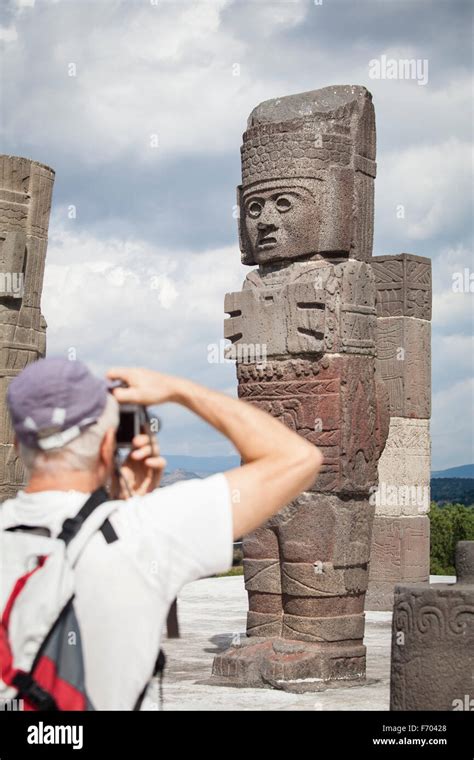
[7,357,108,450]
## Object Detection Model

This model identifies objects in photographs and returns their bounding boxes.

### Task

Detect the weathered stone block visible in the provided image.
[225,259,377,359]
[0,443,26,500]
[367,515,430,610]
[242,492,375,641]
[244,558,281,594]
[237,357,384,493]
[0,156,54,492]
[390,543,474,711]
[376,317,431,418]
[375,418,430,516]
[276,492,374,566]
[246,611,282,639]
[212,636,367,692]
[281,612,365,644]
[373,253,432,320]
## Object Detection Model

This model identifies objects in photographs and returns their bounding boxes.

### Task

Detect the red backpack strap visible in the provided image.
[0,556,57,709]
[1,556,47,632]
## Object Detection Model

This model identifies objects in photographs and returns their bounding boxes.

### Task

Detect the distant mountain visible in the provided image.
[161,468,202,486]
[432,464,474,479]
[163,455,240,476]
[430,477,474,506]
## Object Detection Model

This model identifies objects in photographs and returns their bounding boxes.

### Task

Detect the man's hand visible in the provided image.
[107,367,180,406]
[112,433,167,499]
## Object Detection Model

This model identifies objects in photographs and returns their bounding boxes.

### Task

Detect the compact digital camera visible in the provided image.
[107,380,160,450]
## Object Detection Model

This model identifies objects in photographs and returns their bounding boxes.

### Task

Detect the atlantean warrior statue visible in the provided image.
[212,85,391,690]
[0,155,55,501]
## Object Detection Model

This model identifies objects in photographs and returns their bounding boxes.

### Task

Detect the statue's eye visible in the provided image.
[276,196,292,212]
[248,201,263,218]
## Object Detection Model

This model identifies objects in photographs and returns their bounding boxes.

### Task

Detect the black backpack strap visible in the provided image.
[57,487,110,546]
[12,672,58,711]
[100,518,118,544]
[133,649,166,711]
[5,525,51,537]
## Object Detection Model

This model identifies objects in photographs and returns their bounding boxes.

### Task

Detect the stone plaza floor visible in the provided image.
[144,574,454,711]
[142,576,374,710]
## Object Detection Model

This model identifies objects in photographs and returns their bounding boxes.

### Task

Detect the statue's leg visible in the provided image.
[243,525,282,638]
[272,493,372,687]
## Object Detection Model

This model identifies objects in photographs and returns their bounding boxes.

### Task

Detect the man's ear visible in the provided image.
[100,428,116,469]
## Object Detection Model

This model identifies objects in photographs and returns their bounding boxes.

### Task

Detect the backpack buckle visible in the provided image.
[12,671,58,711]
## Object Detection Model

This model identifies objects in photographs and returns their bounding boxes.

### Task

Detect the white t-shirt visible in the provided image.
[0,474,233,710]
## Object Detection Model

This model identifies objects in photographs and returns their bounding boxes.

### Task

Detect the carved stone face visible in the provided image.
[240,179,322,265]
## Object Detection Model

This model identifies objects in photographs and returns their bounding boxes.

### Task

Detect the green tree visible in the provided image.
[430,502,474,575]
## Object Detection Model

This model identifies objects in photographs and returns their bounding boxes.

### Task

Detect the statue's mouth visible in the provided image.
[257,235,277,249]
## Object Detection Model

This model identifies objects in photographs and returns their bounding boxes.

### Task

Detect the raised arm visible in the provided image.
[107,368,323,539]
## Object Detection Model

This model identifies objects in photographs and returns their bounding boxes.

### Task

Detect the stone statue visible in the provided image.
[212,85,390,690]
[390,541,474,710]
[0,155,55,501]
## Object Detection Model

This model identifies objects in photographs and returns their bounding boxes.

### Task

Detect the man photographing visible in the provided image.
[0,357,322,710]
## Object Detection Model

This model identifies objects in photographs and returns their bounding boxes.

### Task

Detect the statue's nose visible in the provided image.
[257,202,280,227]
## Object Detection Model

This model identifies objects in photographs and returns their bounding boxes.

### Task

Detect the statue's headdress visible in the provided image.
[238,85,376,264]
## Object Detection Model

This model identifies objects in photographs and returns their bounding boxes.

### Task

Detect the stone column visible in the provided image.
[366,254,432,610]
[212,85,389,691]
[0,156,55,501]
[390,541,474,711]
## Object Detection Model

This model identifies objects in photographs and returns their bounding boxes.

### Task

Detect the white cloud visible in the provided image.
[41,224,246,453]
[0,25,18,42]
[376,139,472,242]
[42,225,244,368]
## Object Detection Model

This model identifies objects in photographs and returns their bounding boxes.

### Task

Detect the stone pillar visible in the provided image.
[390,541,474,711]
[366,254,432,610]
[0,156,55,501]
[212,85,389,691]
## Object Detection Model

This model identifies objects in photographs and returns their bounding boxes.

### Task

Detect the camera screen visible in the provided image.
[116,410,137,446]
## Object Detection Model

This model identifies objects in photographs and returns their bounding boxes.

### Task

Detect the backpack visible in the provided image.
[0,488,126,710]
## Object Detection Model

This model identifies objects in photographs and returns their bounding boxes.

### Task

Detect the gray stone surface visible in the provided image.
[367,516,430,611]
[225,259,377,358]
[375,417,431,516]
[239,84,376,264]
[376,316,431,419]
[390,543,474,711]
[373,253,432,320]
[0,155,55,501]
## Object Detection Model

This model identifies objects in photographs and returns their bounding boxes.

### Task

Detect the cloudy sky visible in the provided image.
[0,0,472,468]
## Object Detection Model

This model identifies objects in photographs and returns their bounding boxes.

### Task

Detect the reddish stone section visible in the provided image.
[237,358,387,494]
[242,492,374,648]
[366,516,430,610]
[212,637,367,692]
